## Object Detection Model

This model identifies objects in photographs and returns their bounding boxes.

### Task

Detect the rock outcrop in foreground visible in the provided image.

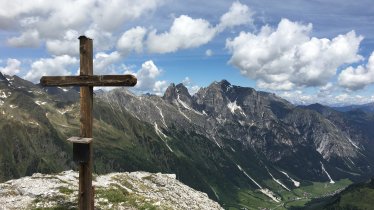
[0,170,223,210]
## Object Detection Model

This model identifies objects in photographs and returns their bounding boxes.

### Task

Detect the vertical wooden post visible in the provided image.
[78,36,93,210]
[40,36,136,210]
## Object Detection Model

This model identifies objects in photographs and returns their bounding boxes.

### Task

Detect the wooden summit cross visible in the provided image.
[40,36,137,210]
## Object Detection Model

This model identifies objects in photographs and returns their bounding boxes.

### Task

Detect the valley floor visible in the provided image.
[223,179,352,210]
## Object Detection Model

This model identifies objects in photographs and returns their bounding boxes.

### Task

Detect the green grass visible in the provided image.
[95,186,165,210]
[285,179,352,209]
[31,194,76,210]
[221,179,353,210]
[302,179,374,210]
[58,186,74,195]
[96,187,129,203]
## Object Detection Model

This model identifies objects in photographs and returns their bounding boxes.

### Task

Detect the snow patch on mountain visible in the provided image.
[227,100,246,116]
[211,136,221,148]
[237,164,262,188]
[58,87,69,92]
[347,136,359,149]
[29,121,40,126]
[177,94,192,110]
[35,101,47,106]
[321,162,335,184]
[259,189,281,203]
[154,122,173,152]
[154,122,167,139]
[267,169,290,191]
[236,165,281,202]
[178,108,191,122]
[0,90,9,99]
[280,171,300,187]
[177,94,203,116]
[155,105,167,127]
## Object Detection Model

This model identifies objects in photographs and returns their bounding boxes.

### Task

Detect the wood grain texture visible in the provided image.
[40,75,137,86]
[39,35,137,210]
[79,36,94,210]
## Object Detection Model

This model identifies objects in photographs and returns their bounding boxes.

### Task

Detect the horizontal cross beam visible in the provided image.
[40,75,137,87]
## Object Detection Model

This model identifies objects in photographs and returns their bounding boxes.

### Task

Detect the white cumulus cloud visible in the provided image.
[217,1,254,31]
[278,89,374,106]
[338,52,374,90]
[91,0,163,31]
[117,27,147,55]
[7,30,40,47]
[182,77,200,95]
[2,0,164,51]
[94,51,122,74]
[127,60,168,95]
[226,18,363,90]
[0,58,21,75]
[147,15,217,53]
[147,1,253,53]
[46,30,79,56]
[24,55,78,83]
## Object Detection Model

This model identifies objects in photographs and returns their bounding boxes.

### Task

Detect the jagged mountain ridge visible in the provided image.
[102,80,371,178]
[1,71,374,208]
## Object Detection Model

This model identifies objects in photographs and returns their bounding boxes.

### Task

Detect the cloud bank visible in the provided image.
[338,52,374,90]
[126,60,168,96]
[0,59,21,76]
[226,19,363,90]
[146,1,253,53]
[1,0,165,54]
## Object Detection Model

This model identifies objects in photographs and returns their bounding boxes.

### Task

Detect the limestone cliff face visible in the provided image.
[0,170,223,210]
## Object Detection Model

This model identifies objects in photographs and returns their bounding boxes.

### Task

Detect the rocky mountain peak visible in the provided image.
[218,79,231,89]
[163,83,192,105]
[0,72,8,83]
[303,103,337,116]
[162,83,177,102]
[207,80,232,92]
[175,83,191,98]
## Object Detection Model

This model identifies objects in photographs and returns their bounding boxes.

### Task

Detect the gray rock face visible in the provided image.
[99,80,373,181]
[0,170,223,210]
[0,72,8,83]
[1,75,373,206]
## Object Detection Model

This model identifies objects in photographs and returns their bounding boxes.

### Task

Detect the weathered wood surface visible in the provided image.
[40,35,137,210]
[40,75,137,86]
[79,36,94,210]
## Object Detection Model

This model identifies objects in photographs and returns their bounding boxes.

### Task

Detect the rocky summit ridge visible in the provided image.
[0,170,223,210]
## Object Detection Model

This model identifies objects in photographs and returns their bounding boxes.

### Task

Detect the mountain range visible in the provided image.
[1,71,374,209]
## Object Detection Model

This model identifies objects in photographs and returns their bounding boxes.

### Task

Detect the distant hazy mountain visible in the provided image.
[333,103,374,113]
[1,71,374,208]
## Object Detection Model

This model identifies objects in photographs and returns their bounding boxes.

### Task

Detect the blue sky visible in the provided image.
[0,0,373,106]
